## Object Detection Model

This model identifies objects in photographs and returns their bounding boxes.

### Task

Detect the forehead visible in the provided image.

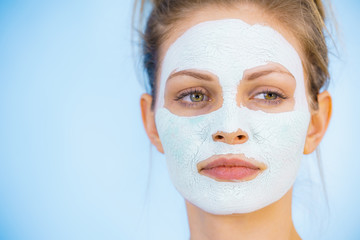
[155,17,308,111]
[157,4,304,72]
[160,19,302,84]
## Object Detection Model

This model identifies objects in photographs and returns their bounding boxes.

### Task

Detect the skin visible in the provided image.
[164,62,297,116]
[140,3,332,240]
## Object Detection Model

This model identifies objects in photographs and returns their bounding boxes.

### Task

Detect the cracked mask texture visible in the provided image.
[155,19,311,214]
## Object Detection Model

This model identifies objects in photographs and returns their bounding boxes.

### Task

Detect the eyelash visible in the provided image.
[173,88,287,107]
[174,88,210,106]
[253,89,288,105]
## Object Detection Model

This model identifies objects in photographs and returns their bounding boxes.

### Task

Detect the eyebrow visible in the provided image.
[243,65,294,81]
[167,70,214,82]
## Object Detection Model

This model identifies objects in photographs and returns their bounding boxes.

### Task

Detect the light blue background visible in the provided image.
[0,0,359,239]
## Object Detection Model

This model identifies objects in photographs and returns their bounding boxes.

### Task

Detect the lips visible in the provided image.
[198,155,266,182]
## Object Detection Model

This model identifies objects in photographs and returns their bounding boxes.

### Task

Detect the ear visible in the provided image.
[304,91,332,154]
[140,93,164,153]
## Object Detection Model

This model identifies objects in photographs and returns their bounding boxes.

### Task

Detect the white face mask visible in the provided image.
[154,19,311,214]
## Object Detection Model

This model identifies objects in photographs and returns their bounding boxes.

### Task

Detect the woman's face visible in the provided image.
[152,4,312,214]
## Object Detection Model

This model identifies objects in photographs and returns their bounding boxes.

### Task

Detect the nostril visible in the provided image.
[237,135,245,140]
[214,135,224,140]
[212,130,248,144]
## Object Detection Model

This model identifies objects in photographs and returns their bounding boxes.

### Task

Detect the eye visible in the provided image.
[254,92,279,100]
[186,92,206,102]
[252,89,287,104]
[175,88,210,104]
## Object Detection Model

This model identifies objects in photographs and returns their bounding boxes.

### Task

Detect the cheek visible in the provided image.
[155,106,311,214]
[249,111,310,164]
[155,108,212,165]
[155,106,311,167]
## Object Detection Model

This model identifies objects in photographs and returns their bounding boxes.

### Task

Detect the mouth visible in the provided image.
[197,154,267,182]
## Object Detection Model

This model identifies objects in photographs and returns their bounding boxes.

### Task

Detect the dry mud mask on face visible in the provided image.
[155,19,311,214]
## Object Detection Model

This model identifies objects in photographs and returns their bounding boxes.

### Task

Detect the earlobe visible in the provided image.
[304,91,332,154]
[140,93,164,153]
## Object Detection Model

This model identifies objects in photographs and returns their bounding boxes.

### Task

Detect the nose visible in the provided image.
[212,129,249,145]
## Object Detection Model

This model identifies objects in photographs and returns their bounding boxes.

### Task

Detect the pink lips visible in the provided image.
[198,156,266,182]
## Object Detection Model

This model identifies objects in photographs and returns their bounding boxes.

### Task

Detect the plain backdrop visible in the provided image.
[0,0,359,239]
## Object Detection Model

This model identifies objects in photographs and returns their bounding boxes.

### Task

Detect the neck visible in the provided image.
[186,188,301,240]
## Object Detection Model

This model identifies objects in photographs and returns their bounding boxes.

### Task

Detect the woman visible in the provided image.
[137,0,332,239]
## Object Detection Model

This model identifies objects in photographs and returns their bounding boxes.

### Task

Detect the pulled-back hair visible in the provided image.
[136,0,330,111]
[134,0,334,235]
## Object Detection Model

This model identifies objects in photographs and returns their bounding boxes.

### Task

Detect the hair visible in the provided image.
[136,0,330,111]
[134,0,332,233]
